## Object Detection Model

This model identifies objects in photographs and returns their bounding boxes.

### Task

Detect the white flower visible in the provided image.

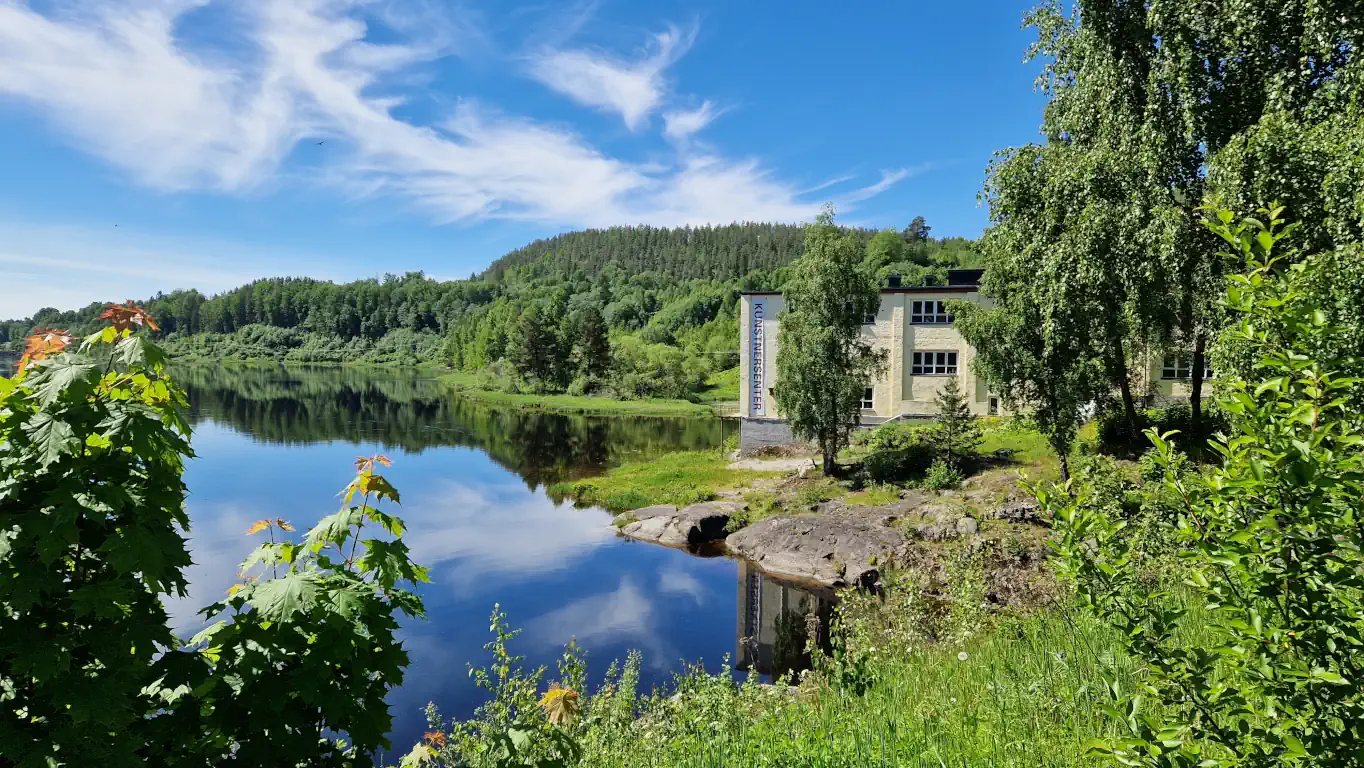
[957,651,969,662]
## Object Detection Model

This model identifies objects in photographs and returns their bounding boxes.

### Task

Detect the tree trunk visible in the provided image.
[1189,333,1207,432]
[822,437,837,476]
[1108,338,1139,441]
[1057,447,1070,482]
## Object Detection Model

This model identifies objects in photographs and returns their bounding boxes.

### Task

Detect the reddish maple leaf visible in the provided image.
[99,301,160,333]
[17,328,75,372]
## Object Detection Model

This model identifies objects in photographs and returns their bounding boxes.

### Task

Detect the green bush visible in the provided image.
[1044,209,1364,766]
[921,458,962,491]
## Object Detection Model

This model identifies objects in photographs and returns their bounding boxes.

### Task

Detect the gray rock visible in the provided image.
[911,523,957,541]
[620,502,741,548]
[955,516,979,536]
[991,501,1046,527]
[725,514,907,588]
[797,465,812,479]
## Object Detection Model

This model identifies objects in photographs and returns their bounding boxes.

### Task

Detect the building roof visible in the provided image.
[740,268,982,296]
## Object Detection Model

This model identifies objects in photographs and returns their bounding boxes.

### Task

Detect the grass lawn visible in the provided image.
[550,450,780,512]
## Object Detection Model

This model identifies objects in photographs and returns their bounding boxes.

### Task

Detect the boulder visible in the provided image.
[990,501,1046,527]
[725,514,907,588]
[955,516,979,536]
[619,502,742,548]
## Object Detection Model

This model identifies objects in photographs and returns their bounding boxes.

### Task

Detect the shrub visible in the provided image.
[1044,209,1364,766]
[922,458,962,491]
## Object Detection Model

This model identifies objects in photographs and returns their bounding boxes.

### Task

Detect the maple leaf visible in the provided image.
[354,454,392,473]
[275,518,295,532]
[538,684,581,726]
[99,301,160,333]
[17,328,75,372]
[423,731,447,748]
[249,571,321,620]
[245,520,271,535]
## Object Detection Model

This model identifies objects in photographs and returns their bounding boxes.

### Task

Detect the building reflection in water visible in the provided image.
[735,561,836,679]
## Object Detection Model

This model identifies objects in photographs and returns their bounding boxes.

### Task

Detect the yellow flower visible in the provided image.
[539,684,581,726]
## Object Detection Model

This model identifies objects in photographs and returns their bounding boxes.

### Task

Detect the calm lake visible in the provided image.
[161,365,823,754]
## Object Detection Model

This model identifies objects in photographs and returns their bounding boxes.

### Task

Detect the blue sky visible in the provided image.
[0,1,1046,318]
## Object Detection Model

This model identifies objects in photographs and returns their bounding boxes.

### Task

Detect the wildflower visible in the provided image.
[957,651,969,662]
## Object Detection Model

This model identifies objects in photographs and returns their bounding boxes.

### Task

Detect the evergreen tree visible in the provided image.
[573,305,611,382]
[931,376,982,470]
[773,206,886,474]
[508,304,560,389]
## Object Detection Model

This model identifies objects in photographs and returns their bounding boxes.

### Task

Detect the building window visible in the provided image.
[863,312,877,324]
[910,300,952,324]
[988,396,999,416]
[1162,353,1212,380]
[860,387,874,409]
[911,351,958,375]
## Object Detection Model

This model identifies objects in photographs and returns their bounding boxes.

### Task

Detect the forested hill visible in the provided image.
[481,223,828,283]
[2,218,978,398]
[480,221,977,284]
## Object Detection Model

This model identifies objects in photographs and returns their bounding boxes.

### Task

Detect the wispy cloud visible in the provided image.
[662,100,720,142]
[837,165,934,206]
[0,2,900,241]
[528,24,696,130]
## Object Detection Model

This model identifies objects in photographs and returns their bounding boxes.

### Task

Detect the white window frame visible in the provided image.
[862,311,877,325]
[1161,353,1212,380]
[910,300,952,324]
[860,387,874,410]
[911,351,958,376]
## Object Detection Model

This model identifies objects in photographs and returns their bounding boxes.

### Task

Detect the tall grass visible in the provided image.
[574,597,1212,768]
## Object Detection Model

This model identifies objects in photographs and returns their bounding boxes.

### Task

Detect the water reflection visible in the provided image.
[736,562,835,680]
[177,364,734,488]
[165,364,743,753]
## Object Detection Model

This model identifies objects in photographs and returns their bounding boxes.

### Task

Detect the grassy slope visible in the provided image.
[551,450,778,512]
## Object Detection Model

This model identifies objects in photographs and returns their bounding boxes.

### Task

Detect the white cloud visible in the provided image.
[528,24,695,130]
[0,2,902,239]
[662,100,719,142]
[838,165,933,206]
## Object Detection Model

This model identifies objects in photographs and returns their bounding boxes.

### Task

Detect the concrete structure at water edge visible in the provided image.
[737,268,1210,451]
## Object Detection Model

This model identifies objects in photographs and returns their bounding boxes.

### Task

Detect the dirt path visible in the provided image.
[726,456,816,472]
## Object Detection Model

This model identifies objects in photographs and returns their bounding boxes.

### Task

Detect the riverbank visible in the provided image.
[418,418,1184,767]
[440,371,726,418]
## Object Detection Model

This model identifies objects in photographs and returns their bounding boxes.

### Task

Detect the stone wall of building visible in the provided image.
[739,418,796,453]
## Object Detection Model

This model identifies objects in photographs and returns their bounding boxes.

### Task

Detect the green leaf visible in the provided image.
[249,571,322,621]
[22,412,78,466]
[27,357,98,406]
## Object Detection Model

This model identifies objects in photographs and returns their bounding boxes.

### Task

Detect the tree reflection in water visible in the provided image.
[176,363,735,489]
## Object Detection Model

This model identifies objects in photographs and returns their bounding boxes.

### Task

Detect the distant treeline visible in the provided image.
[2,219,978,396]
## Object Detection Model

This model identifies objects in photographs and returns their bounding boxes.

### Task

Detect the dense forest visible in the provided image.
[3,218,978,399]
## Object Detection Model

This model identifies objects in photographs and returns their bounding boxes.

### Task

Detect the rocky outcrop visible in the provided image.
[618,502,742,548]
[725,514,907,588]
[988,501,1046,527]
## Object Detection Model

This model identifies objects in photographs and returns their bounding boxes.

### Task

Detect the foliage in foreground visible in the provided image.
[412,555,1212,768]
[0,311,427,765]
[1045,210,1364,766]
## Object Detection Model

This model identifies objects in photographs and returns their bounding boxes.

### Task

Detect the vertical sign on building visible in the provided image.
[750,298,765,416]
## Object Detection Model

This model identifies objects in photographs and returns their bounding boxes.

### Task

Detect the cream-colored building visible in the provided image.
[738,269,1210,449]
